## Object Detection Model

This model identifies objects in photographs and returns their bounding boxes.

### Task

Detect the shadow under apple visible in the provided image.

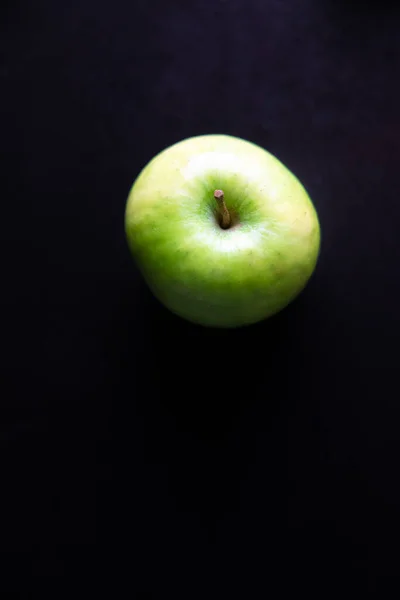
[116,284,304,445]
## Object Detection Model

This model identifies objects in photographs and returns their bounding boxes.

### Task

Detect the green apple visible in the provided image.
[125,134,320,328]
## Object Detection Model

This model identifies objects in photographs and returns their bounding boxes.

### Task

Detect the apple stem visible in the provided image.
[214,190,231,229]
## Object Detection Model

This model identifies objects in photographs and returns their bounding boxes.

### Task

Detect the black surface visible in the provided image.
[2,0,400,594]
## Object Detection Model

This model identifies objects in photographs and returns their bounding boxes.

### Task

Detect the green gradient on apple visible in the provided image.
[125,134,320,328]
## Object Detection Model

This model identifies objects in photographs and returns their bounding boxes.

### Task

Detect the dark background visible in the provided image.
[2,0,400,595]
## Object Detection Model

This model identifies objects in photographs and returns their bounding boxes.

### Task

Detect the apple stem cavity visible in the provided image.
[214,189,231,229]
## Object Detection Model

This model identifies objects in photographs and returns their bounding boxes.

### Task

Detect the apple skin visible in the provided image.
[125,134,320,328]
